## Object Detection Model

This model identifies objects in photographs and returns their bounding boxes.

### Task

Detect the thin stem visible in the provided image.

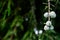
[10,35,13,40]
[48,0,50,21]
[10,27,17,40]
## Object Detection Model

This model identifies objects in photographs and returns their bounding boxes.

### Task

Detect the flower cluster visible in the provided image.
[44,11,56,18]
[44,21,54,30]
[43,11,56,31]
[34,27,43,35]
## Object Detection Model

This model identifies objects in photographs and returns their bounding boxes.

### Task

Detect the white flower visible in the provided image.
[44,12,49,18]
[44,11,56,18]
[34,28,38,35]
[25,18,28,21]
[44,25,49,30]
[49,11,56,18]
[39,30,43,34]
[46,21,52,26]
[34,30,38,35]
[50,25,54,30]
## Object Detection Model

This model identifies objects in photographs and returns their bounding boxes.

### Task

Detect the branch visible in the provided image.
[48,0,50,21]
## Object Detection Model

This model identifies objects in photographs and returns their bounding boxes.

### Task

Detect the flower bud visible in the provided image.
[34,27,38,35]
[44,25,49,30]
[50,25,54,30]
[46,21,52,26]
[39,30,43,34]
[49,11,56,18]
[35,30,38,35]
[25,18,28,21]
[44,12,49,18]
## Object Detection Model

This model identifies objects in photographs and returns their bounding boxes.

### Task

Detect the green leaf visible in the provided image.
[22,31,30,40]
[10,17,18,28]
[7,0,11,16]
[1,20,6,30]
[3,30,13,40]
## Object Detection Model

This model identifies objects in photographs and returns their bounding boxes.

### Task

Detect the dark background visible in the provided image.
[0,0,60,40]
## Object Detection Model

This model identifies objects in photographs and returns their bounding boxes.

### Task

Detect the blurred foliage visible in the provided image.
[0,0,60,40]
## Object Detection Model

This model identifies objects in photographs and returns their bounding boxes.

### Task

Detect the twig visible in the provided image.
[43,3,55,7]
[48,0,50,21]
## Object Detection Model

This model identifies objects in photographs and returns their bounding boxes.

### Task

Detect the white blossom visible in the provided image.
[50,25,54,30]
[46,21,52,26]
[34,28,38,35]
[34,30,38,35]
[39,30,43,34]
[49,11,56,18]
[44,12,49,18]
[44,25,49,30]
[25,18,28,21]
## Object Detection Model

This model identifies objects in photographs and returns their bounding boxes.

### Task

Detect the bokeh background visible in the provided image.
[0,0,60,40]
